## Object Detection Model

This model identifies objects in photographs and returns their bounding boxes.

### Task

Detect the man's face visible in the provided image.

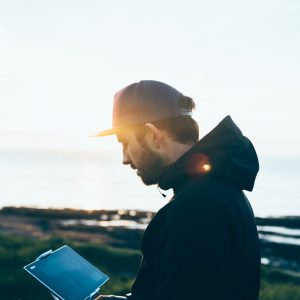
[117,129,167,185]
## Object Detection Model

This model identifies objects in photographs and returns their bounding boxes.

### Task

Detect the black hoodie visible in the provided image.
[129,116,260,300]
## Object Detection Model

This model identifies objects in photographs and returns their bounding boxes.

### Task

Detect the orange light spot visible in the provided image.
[202,164,211,172]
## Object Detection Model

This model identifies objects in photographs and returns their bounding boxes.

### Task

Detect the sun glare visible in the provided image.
[202,164,211,172]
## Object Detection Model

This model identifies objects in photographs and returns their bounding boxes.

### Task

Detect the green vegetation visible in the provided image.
[1,233,300,300]
[0,233,140,300]
[1,207,300,299]
[260,267,300,300]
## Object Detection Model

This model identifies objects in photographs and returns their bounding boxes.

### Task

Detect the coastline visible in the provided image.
[1,206,300,273]
[1,206,300,300]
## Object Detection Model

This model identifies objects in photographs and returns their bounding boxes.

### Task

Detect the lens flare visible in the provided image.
[186,153,211,175]
[202,164,211,172]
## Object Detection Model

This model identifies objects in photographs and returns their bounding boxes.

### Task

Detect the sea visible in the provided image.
[0,148,299,217]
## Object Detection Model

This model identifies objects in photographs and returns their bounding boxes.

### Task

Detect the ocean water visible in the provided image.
[0,149,299,217]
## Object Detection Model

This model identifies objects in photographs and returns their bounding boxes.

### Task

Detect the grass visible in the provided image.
[0,233,140,300]
[1,232,300,300]
[259,267,300,300]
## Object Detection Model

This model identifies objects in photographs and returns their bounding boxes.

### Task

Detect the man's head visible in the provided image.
[96,80,199,185]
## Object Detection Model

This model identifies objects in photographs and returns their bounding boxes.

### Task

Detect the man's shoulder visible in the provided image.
[168,176,248,224]
[175,175,241,205]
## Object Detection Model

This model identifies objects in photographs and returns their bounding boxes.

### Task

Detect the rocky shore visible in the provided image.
[1,206,300,274]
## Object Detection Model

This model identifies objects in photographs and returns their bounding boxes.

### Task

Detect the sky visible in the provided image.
[0,0,300,156]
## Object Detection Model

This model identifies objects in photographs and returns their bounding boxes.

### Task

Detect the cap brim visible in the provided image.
[92,128,117,137]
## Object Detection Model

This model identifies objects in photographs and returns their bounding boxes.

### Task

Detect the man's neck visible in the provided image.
[166,141,196,165]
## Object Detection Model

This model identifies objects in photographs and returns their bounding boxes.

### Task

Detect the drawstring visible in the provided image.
[157,185,166,198]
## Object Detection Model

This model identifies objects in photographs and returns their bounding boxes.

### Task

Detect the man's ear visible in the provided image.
[144,123,161,149]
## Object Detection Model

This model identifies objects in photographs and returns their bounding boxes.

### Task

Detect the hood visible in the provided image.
[158,115,259,192]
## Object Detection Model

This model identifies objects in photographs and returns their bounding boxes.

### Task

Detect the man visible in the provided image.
[96,80,260,300]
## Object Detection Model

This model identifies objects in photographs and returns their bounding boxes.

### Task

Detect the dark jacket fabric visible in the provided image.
[129,116,260,300]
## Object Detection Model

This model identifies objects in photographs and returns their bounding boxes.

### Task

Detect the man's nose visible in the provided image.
[122,149,131,165]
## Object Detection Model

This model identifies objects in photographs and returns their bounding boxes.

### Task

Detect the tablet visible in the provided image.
[23,245,109,300]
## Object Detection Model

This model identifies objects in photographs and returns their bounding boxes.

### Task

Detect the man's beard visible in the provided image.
[136,146,167,186]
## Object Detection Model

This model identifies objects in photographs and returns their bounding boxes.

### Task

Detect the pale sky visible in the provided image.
[1,0,299,156]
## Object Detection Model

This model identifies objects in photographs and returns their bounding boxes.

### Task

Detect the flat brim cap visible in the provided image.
[94,80,192,137]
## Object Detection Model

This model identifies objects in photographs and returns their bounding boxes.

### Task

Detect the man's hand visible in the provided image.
[95,295,127,300]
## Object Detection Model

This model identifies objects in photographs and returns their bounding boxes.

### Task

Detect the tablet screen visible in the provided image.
[24,245,109,300]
